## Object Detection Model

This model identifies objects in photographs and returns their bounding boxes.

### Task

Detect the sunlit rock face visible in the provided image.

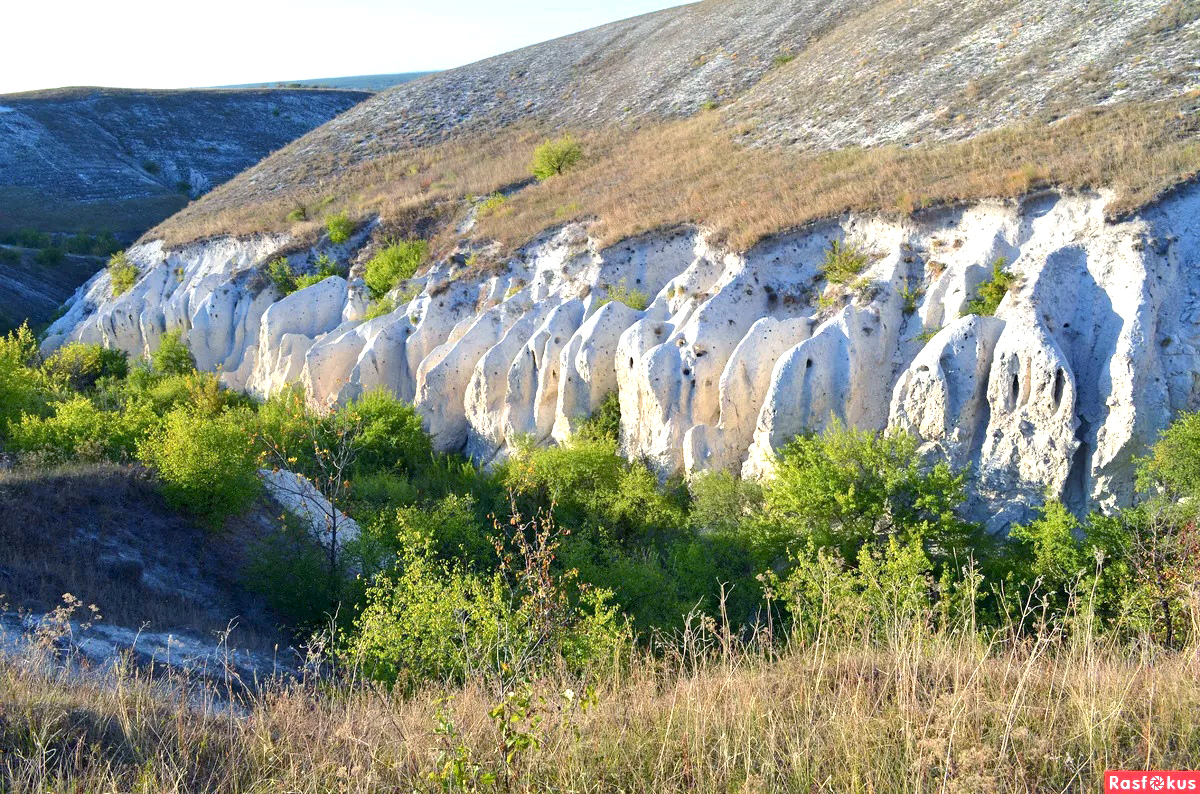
[45,185,1200,531]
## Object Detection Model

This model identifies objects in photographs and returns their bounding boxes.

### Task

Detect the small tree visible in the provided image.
[963,257,1016,317]
[153,329,195,375]
[531,136,583,181]
[257,389,362,593]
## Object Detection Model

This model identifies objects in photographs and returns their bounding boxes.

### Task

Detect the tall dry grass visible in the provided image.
[3,602,1199,792]
[152,96,1200,257]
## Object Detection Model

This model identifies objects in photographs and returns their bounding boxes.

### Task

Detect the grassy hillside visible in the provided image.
[149,0,1200,251]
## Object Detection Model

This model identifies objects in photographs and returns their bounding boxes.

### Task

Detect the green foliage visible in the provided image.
[364,240,427,300]
[348,389,434,476]
[772,53,796,67]
[0,248,18,265]
[266,257,297,295]
[41,344,127,392]
[765,422,981,568]
[900,282,923,314]
[247,515,340,629]
[598,279,649,311]
[107,251,140,296]
[286,206,307,222]
[689,470,763,535]
[478,192,506,215]
[34,246,65,266]
[1007,500,1088,594]
[152,330,195,376]
[325,212,354,244]
[1138,410,1200,499]
[364,297,396,320]
[531,136,583,181]
[138,407,260,529]
[964,257,1016,317]
[0,324,53,439]
[820,240,871,285]
[352,510,627,691]
[576,392,621,444]
[9,396,154,466]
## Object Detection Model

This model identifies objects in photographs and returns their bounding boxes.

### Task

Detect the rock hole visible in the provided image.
[682,367,691,376]
[1010,372,1020,405]
[628,357,634,369]
[1053,369,1065,407]
[805,359,813,370]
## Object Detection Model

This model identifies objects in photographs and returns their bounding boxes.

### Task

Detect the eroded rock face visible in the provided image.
[45,187,1200,530]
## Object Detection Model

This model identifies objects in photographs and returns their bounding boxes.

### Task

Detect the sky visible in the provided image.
[0,0,688,95]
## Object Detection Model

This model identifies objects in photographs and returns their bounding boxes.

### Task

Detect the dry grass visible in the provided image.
[153,96,1200,257]
[478,96,1200,252]
[3,619,1200,792]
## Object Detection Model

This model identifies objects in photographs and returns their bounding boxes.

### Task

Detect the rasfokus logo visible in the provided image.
[1106,771,1200,791]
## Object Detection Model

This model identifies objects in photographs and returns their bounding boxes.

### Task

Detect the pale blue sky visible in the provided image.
[0,0,688,95]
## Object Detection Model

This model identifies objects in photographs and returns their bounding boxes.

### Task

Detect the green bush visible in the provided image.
[764,422,981,568]
[0,325,53,438]
[363,297,396,320]
[266,257,297,295]
[364,241,427,300]
[531,136,583,181]
[41,343,128,392]
[576,392,621,444]
[478,192,506,215]
[34,247,65,266]
[963,257,1016,317]
[268,255,346,297]
[325,212,354,244]
[0,248,19,265]
[820,240,871,286]
[108,251,140,296]
[152,330,195,376]
[347,389,434,476]
[598,279,649,311]
[9,396,155,465]
[138,407,260,529]
[352,514,627,691]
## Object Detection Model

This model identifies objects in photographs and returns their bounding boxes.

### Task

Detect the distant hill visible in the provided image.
[0,86,369,238]
[220,72,435,93]
[0,85,369,330]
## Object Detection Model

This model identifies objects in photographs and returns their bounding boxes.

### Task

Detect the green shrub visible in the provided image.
[364,297,396,320]
[286,206,307,222]
[364,241,427,300]
[41,343,128,392]
[9,396,155,465]
[266,257,297,295]
[531,136,583,181]
[576,392,621,444]
[325,212,354,244]
[352,511,626,691]
[478,192,506,215]
[348,389,434,476]
[247,515,340,629]
[598,279,649,311]
[138,407,260,529]
[963,257,1016,317]
[0,248,19,265]
[152,330,195,376]
[765,422,981,568]
[688,469,763,536]
[0,324,53,438]
[820,240,871,286]
[34,247,65,266]
[107,251,140,295]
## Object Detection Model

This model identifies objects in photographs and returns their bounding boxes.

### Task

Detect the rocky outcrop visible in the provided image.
[44,185,1200,530]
